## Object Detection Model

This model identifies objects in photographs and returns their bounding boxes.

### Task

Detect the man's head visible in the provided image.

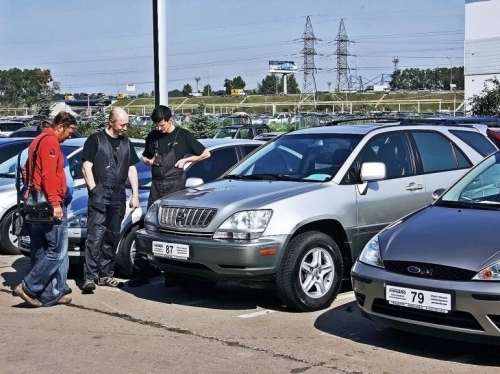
[52,111,77,143]
[150,105,174,133]
[108,107,129,137]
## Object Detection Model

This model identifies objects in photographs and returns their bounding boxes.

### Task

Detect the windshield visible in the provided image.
[439,152,500,207]
[226,133,363,182]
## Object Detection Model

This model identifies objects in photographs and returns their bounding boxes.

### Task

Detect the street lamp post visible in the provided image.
[202,69,213,96]
[446,57,455,89]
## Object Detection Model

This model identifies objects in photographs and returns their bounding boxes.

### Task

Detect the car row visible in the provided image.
[134,122,497,314]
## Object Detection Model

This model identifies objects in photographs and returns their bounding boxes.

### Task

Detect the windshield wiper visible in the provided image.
[223,174,264,180]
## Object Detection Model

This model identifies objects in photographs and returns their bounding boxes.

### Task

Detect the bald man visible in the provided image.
[81,107,140,293]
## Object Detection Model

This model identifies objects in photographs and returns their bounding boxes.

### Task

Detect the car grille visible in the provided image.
[371,298,483,331]
[159,206,217,228]
[158,228,214,238]
[383,261,476,281]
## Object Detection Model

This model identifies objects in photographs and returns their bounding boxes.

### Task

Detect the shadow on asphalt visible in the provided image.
[315,300,500,366]
[121,276,289,312]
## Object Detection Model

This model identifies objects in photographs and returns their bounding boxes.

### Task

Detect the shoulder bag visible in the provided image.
[24,135,54,224]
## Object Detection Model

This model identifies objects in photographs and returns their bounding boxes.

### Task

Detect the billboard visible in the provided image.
[269,61,297,74]
[126,84,136,92]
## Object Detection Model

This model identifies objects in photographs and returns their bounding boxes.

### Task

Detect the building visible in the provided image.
[465,0,500,103]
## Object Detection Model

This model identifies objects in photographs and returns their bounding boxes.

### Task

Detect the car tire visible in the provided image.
[164,273,216,294]
[116,225,140,279]
[276,231,343,312]
[0,210,21,255]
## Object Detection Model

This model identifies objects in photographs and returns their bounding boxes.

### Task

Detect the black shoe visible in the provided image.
[127,276,149,288]
[82,279,96,294]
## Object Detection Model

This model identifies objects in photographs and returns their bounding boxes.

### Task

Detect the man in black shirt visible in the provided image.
[81,107,140,293]
[128,105,210,287]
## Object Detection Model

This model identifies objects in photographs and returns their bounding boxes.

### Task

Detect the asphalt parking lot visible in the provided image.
[2,254,500,374]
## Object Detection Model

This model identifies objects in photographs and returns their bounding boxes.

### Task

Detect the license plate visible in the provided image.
[385,285,451,313]
[152,241,189,260]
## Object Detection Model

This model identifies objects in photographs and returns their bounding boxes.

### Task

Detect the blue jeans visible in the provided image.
[23,210,70,307]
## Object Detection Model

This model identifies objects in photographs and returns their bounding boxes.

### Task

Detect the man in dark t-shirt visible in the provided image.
[81,107,140,293]
[128,105,210,287]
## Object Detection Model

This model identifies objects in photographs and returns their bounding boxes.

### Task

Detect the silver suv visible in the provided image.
[135,123,496,311]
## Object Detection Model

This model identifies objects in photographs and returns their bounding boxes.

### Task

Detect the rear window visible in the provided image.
[449,130,497,157]
[0,122,26,132]
[60,145,80,156]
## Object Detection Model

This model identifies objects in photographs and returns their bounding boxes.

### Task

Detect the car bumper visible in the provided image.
[351,260,500,344]
[135,228,288,286]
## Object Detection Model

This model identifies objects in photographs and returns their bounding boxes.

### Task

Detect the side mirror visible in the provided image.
[358,162,386,195]
[185,177,204,188]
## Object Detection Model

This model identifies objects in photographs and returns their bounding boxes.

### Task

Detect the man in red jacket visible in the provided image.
[13,112,77,307]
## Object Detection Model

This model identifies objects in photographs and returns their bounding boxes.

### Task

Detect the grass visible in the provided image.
[113,92,466,115]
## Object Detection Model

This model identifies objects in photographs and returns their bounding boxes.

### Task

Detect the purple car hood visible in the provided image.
[379,205,500,271]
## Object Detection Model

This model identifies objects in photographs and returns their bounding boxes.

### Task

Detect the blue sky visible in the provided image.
[0,0,465,95]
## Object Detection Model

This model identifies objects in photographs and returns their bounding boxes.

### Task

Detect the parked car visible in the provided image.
[1,138,145,255]
[0,121,27,136]
[351,150,500,344]
[134,123,497,312]
[19,139,264,277]
[214,124,271,140]
[9,126,82,138]
[0,138,34,165]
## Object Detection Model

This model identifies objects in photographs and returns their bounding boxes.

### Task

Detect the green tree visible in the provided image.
[257,75,280,95]
[0,68,52,107]
[168,89,183,98]
[469,77,500,116]
[202,84,212,96]
[35,87,53,124]
[223,76,247,95]
[285,75,300,94]
[185,102,218,138]
[182,84,193,97]
[223,79,233,95]
[79,94,108,136]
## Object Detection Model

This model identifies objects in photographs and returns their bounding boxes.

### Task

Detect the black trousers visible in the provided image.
[84,184,125,281]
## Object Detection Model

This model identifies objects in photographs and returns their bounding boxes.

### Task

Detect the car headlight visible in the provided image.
[144,201,160,231]
[67,214,87,228]
[359,235,384,268]
[472,262,500,280]
[213,210,272,240]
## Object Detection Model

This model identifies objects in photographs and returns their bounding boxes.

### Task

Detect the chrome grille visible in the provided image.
[159,206,217,228]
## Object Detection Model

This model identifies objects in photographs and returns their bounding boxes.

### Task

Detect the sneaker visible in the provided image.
[57,296,72,305]
[98,277,124,288]
[82,279,96,294]
[127,276,149,288]
[13,283,42,308]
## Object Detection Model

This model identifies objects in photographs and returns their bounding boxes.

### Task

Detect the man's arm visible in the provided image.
[127,165,139,210]
[175,149,210,169]
[82,161,96,190]
[142,156,155,166]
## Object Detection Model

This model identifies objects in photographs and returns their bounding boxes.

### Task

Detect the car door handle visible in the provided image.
[405,183,423,191]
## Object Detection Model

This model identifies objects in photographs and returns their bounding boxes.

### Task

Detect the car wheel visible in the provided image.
[276,231,343,312]
[164,273,216,294]
[116,225,139,279]
[0,210,21,255]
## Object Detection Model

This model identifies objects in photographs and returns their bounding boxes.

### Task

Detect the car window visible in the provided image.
[354,132,414,180]
[0,142,31,163]
[185,147,238,182]
[241,145,260,157]
[238,128,253,139]
[449,130,497,157]
[0,122,25,132]
[411,131,472,173]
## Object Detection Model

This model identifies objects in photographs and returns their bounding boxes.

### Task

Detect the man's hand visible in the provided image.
[129,195,140,211]
[53,205,63,220]
[175,158,188,169]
